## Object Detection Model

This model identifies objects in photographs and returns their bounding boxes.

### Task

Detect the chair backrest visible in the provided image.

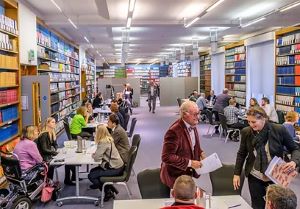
[206,110,214,125]
[124,113,130,131]
[137,168,170,199]
[209,164,245,196]
[218,113,229,131]
[1,154,23,181]
[128,118,137,137]
[131,134,141,149]
[124,146,138,182]
[63,121,72,141]
[276,110,285,124]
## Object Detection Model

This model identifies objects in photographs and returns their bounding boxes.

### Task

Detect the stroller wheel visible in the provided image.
[11,196,32,209]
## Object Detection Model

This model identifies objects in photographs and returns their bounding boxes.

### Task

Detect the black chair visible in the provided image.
[124,113,130,131]
[127,118,137,138]
[205,110,220,136]
[218,113,240,143]
[276,110,285,124]
[137,168,170,199]
[131,134,141,176]
[63,120,72,140]
[100,146,138,207]
[209,164,245,196]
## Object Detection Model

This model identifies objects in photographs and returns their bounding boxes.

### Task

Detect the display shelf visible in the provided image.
[0,0,21,146]
[200,52,211,96]
[275,27,300,116]
[225,41,246,106]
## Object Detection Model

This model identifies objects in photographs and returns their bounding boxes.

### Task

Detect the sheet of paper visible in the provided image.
[196,153,222,174]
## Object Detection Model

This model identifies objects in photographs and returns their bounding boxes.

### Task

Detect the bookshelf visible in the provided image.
[225,41,246,106]
[35,22,80,134]
[200,52,211,96]
[83,56,96,99]
[172,61,191,77]
[275,27,300,117]
[0,0,21,146]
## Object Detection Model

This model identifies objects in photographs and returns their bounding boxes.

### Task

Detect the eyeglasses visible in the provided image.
[186,111,200,117]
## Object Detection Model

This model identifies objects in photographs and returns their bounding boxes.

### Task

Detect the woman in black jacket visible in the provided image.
[36,117,76,185]
[233,107,300,209]
[92,92,103,109]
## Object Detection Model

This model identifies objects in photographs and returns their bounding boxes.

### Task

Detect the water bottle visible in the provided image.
[195,188,206,207]
[76,136,83,153]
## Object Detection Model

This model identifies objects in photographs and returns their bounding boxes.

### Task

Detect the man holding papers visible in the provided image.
[233,107,300,209]
[161,101,206,188]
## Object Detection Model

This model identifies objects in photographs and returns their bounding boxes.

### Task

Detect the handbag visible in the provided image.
[41,163,54,203]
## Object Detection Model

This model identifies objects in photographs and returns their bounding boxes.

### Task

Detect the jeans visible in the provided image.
[148,96,157,112]
[88,166,124,189]
[248,174,273,209]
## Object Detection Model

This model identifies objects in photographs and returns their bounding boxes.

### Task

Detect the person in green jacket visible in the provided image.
[70,106,91,139]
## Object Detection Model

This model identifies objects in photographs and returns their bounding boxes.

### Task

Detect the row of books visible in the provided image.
[276,55,300,65]
[277,66,300,75]
[276,95,294,106]
[0,89,17,105]
[229,90,246,98]
[225,61,246,69]
[0,31,14,51]
[233,84,246,91]
[276,104,294,112]
[45,72,79,82]
[226,54,246,62]
[276,86,298,95]
[0,53,18,69]
[0,7,18,35]
[226,75,246,82]
[277,33,300,46]
[276,44,300,55]
[225,46,245,56]
[226,69,246,75]
[0,122,18,143]
[276,76,300,85]
[0,105,18,123]
[0,72,16,87]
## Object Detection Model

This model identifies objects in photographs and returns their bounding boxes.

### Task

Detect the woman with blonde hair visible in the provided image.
[14,125,43,172]
[283,111,300,142]
[88,125,124,201]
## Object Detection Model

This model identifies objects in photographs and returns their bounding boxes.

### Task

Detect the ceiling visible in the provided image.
[22,0,300,65]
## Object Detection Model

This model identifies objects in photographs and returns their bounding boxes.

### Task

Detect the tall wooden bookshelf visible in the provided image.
[199,52,211,96]
[0,0,21,146]
[86,56,96,99]
[225,41,247,106]
[35,21,80,134]
[275,27,300,119]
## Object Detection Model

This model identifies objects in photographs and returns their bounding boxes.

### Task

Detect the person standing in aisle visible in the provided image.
[123,83,133,115]
[160,101,206,188]
[233,107,300,209]
[147,80,158,114]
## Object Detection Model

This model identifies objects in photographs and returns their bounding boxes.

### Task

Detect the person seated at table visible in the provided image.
[265,184,297,209]
[13,125,43,172]
[36,117,76,185]
[81,97,91,106]
[224,98,248,142]
[189,90,198,102]
[70,106,92,140]
[206,90,216,105]
[283,111,300,143]
[92,92,103,109]
[196,93,207,121]
[88,124,124,201]
[161,175,204,209]
[107,114,130,164]
[249,98,259,108]
[86,102,95,123]
[261,97,279,123]
[110,103,126,129]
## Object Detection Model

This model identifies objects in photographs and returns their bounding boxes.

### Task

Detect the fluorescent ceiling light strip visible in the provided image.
[50,0,62,12]
[280,1,300,12]
[84,36,90,43]
[206,0,225,12]
[129,0,136,12]
[241,17,266,28]
[68,18,78,29]
[127,17,132,28]
[185,17,200,28]
[90,44,94,48]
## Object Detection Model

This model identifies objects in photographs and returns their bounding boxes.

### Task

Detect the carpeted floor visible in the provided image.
[33,97,300,209]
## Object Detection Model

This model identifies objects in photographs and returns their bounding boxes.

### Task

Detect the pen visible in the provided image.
[228,204,241,208]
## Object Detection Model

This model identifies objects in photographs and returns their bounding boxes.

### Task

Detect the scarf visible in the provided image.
[252,123,270,173]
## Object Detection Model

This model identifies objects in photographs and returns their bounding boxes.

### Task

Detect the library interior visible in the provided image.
[1,0,300,209]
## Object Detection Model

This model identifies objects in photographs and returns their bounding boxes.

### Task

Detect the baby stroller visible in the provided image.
[0,153,46,209]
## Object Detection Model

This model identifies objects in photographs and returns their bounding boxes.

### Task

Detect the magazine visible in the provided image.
[265,156,297,187]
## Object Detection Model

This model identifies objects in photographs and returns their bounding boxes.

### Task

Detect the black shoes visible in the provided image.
[149,107,151,112]
[64,180,75,186]
[103,186,119,202]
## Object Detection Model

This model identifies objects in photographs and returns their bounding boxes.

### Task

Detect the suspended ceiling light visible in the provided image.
[206,0,225,12]
[241,17,266,28]
[50,0,62,13]
[280,1,300,12]
[127,17,132,28]
[84,36,90,43]
[129,0,136,13]
[68,18,78,29]
[185,17,200,28]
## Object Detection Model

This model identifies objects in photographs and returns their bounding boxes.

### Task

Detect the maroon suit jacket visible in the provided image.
[160,119,203,188]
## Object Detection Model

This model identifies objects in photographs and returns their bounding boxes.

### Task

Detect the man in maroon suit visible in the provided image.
[160,101,206,188]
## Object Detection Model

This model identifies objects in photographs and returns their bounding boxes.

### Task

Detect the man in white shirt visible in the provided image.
[261,97,279,123]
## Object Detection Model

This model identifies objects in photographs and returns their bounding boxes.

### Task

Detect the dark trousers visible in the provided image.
[248,174,273,209]
[64,165,76,182]
[71,132,92,140]
[88,166,124,189]
[148,96,157,112]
